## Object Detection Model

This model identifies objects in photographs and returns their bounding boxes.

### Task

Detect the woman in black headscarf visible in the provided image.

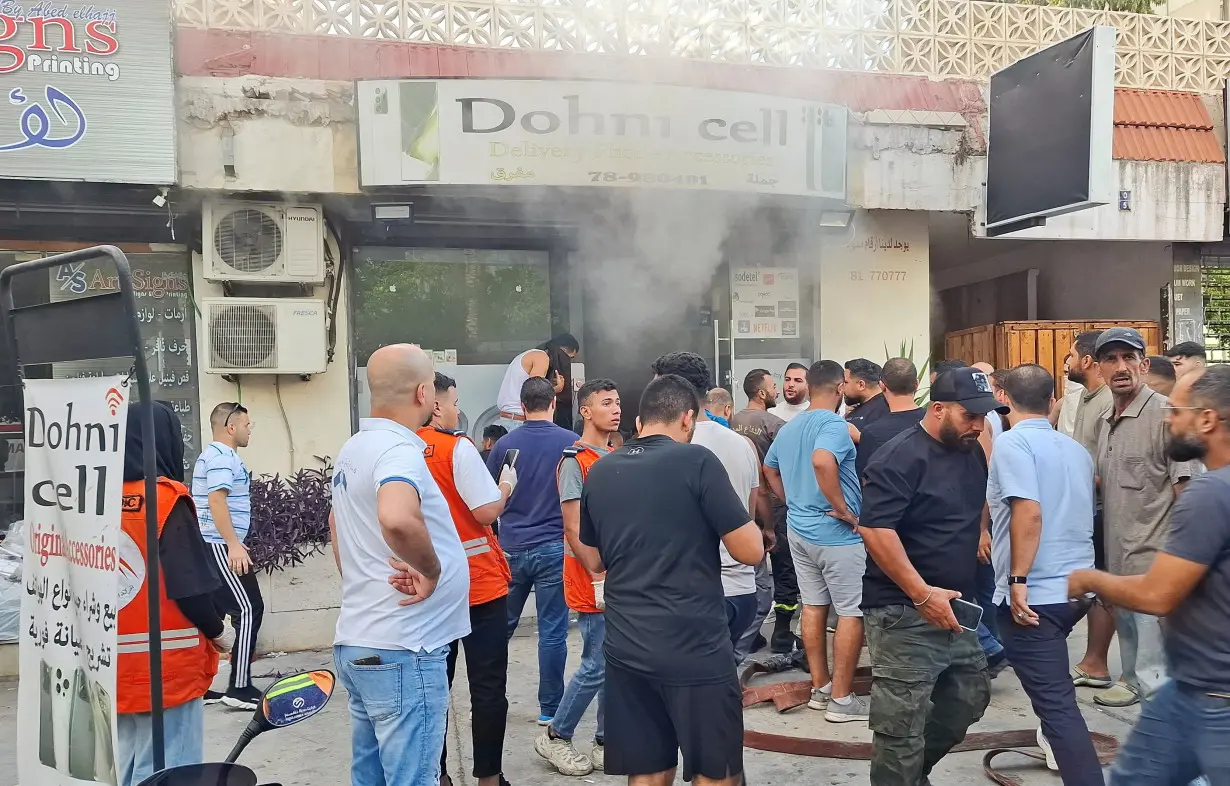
[115,402,230,786]
[539,333,580,429]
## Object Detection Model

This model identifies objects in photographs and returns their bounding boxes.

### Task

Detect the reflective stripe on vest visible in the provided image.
[558,443,605,614]
[417,427,511,607]
[117,479,220,714]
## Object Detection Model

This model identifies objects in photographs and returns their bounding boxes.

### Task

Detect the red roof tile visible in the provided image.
[1112,88,1224,164]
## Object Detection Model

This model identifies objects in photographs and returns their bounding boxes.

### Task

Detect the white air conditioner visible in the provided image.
[202,297,328,375]
[203,201,325,283]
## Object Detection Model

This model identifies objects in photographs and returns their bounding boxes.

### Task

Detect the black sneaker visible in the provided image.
[222,685,262,710]
[203,690,225,705]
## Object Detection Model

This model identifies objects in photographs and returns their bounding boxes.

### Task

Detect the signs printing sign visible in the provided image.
[0,0,176,184]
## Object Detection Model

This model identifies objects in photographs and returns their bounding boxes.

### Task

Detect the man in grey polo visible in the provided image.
[1094,327,1201,708]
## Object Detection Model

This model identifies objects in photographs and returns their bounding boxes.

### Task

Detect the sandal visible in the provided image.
[1071,665,1113,689]
[1094,682,1141,707]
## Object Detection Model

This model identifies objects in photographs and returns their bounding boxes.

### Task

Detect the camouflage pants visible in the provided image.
[865,604,992,786]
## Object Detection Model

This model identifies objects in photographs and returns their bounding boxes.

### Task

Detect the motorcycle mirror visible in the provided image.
[258,670,336,729]
[226,670,336,763]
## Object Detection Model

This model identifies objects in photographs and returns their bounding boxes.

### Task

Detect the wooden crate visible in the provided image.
[944,320,1161,397]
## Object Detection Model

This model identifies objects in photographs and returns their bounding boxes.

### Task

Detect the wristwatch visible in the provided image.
[1008,575,1028,585]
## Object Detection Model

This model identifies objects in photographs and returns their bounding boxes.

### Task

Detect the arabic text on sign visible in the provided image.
[0,86,85,152]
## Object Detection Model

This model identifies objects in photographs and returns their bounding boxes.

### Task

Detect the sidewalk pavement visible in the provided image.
[0,619,1139,785]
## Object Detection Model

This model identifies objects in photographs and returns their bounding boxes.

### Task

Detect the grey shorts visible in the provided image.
[787,530,865,617]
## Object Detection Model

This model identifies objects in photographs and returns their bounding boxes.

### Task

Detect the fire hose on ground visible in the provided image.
[739,654,1119,786]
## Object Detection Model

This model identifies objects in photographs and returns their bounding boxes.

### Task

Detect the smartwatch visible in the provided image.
[1008,576,1028,585]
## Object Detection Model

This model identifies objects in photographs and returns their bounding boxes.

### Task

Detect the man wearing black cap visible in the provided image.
[1092,327,1202,709]
[859,366,1005,786]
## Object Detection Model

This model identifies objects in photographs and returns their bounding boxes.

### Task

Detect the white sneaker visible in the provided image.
[807,687,831,710]
[591,742,604,771]
[824,694,870,723]
[535,732,594,776]
[1037,727,1058,771]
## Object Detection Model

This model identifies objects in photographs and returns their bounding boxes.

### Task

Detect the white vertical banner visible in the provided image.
[18,375,129,786]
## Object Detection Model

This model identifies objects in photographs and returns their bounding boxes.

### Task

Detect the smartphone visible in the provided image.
[501,449,520,471]
[39,661,55,769]
[951,598,984,632]
[352,655,382,666]
[68,667,96,780]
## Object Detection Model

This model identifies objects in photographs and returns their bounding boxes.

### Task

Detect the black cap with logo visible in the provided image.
[930,367,1009,416]
[1094,327,1147,358]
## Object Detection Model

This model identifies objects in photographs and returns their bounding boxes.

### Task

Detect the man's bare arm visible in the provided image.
[329,509,341,576]
[1008,498,1042,577]
[813,449,856,524]
[1070,553,1209,616]
[377,481,440,580]
[722,521,766,566]
[563,499,603,578]
[763,465,786,502]
[207,489,242,547]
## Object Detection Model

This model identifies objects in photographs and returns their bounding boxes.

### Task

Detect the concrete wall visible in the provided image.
[933,240,1173,324]
[819,210,931,363]
[973,161,1225,242]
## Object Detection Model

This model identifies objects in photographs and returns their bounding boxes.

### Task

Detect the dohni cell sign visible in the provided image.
[356,79,848,198]
[0,0,176,184]
[17,374,128,786]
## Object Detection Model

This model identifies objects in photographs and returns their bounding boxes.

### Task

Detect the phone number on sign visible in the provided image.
[588,172,709,186]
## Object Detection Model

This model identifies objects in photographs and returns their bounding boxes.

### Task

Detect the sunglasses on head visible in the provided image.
[223,403,247,427]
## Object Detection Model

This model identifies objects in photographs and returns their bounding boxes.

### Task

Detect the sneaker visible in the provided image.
[1093,682,1141,708]
[1036,727,1058,771]
[536,715,553,726]
[807,687,831,710]
[222,685,262,710]
[824,694,870,723]
[591,741,604,771]
[534,732,594,776]
[203,689,225,706]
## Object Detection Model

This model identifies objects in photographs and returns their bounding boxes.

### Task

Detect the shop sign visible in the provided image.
[0,0,176,184]
[17,374,127,786]
[732,267,800,339]
[357,79,847,198]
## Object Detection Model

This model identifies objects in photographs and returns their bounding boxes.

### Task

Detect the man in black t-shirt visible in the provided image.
[844,358,889,430]
[855,357,925,479]
[860,367,1004,785]
[574,374,764,786]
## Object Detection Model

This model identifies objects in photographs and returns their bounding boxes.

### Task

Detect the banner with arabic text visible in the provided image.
[0,0,175,183]
[18,375,128,786]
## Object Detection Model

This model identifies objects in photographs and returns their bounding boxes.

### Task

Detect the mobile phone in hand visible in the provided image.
[950,597,984,632]
[502,449,520,471]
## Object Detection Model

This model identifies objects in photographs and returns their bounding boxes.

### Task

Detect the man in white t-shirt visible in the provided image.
[651,353,762,665]
[329,343,471,786]
[770,363,811,422]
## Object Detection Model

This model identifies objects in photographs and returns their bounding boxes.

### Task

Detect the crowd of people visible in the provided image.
[108,329,1230,786]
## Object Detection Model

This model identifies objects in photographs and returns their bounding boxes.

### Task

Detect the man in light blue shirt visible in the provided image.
[987,364,1101,783]
[191,401,263,709]
[763,360,867,723]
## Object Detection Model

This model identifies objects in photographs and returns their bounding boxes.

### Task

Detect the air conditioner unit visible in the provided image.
[202,297,328,375]
[203,201,325,283]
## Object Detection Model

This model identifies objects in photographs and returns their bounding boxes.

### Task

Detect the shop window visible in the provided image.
[0,250,201,533]
[352,247,551,365]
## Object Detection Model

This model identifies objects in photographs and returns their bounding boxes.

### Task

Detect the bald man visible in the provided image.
[329,344,473,786]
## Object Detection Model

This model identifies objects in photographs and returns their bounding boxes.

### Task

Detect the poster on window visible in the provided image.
[731,268,800,339]
[17,375,128,786]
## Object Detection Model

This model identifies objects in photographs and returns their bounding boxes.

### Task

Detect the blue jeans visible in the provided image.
[552,612,606,742]
[505,540,569,718]
[1112,680,1230,785]
[725,593,758,666]
[118,699,204,786]
[335,645,450,786]
[975,561,1003,658]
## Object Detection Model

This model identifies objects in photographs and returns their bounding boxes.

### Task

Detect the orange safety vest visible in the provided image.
[558,443,604,614]
[117,479,219,714]
[417,427,511,607]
